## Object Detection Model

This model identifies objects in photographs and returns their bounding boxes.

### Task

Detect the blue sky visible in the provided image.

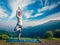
[0,0,60,31]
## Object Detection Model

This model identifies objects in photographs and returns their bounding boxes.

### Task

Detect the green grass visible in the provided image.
[8,37,34,40]
[38,38,60,41]
[8,37,60,40]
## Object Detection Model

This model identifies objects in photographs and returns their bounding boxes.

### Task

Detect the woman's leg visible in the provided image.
[18,28,22,40]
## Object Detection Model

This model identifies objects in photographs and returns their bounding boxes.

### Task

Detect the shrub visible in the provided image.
[1,34,9,40]
[44,31,53,39]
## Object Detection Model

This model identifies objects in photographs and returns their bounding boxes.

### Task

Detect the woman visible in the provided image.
[14,7,22,40]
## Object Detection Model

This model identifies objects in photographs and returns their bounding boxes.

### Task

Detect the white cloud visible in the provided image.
[24,0,60,18]
[31,13,43,17]
[44,12,60,20]
[48,4,57,10]
[23,12,60,27]
[0,7,8,19]
[38,2,59,13]
[24,12,31,18]
[38,6,48,12]
[24,10,43,18]
[24,1,59,18]
[35,1,60,18]
[24,10,33,18]
[8,0,35,20]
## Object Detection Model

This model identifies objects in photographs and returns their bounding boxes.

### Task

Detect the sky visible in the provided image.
[0,0,60,31]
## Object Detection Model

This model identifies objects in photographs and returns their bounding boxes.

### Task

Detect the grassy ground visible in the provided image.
[8,37,33,40]
[0,38,60,45]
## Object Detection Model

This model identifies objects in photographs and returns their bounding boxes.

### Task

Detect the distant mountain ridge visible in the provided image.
[21,20,60,37]
[0,20,60,38]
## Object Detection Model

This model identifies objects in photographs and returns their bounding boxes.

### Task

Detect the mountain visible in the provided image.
[21,20,60,37]
[0,20,60,38]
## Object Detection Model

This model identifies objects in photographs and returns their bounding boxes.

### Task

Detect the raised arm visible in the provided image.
[20,8,22,16]
[16,8,22,18]
[16,11,19,18]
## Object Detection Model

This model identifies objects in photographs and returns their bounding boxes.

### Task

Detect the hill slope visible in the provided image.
[0,20,60,38]
[21,20,60,37]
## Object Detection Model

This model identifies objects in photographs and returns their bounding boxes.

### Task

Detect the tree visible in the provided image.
[44,31,53,39]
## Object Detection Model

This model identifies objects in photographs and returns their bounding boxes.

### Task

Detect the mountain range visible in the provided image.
[0,20,60,38]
